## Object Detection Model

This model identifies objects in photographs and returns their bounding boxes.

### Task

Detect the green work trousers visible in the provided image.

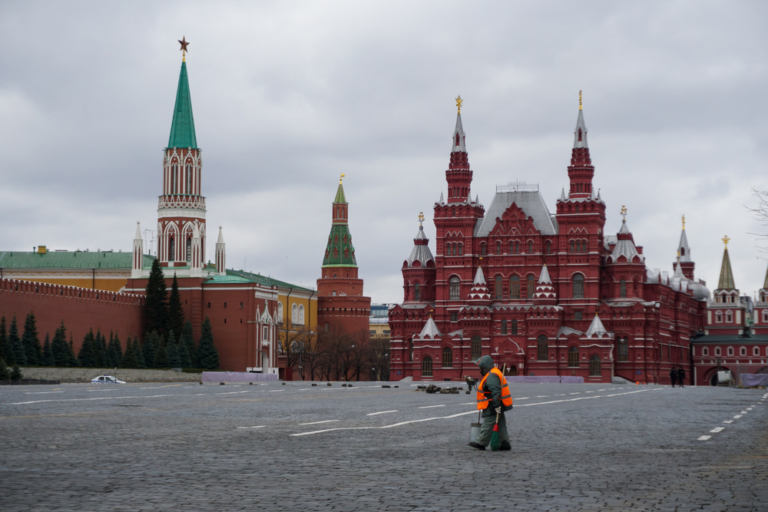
[476,412,509,446]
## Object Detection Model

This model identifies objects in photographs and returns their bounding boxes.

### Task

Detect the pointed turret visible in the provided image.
[585,312,608,338]
[467,265,491,302]
[607,219,643,264]
[131,222,143,278]
[716,239,736,290]
[533,265,557,303]
[674,215,695,279]
[417,316,442,339]
[446,96,473,204]
[190,223,202,276]
[167,60,198,149]
[567,91,595,199]
[406,223,434,268]
[215,226,226,275]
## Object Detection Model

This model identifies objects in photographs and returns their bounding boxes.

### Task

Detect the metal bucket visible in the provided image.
[469,423,482,443]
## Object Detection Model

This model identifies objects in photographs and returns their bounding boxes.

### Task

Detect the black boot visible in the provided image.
[468,442,485,450]
[499,440,511,451]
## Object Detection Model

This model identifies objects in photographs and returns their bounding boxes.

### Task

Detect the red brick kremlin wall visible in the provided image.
[0,278,144,354]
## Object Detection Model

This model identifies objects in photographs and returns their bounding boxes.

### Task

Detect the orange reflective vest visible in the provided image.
[477,367,513,410]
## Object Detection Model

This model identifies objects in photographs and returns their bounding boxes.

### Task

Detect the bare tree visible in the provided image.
[368,336,391,381]
[749,187,768,252]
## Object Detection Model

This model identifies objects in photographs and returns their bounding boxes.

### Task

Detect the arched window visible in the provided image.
[481,243,487,256]
[186,164,192,193]
[568,346,579,367]
[726,311,733,323]
[471,336,481,360]
[620,279,627,298]
[528,240,533,253]
[186,237,192,262]
[570,240,575,253]
[511,319,518,335]
[501,319,507,335]
[546,240,552,254]
[299,304,305,325]
[458,244,463,256]
[510,276,520,299]
[680,247,686,256]
[573,274,585,299]
[495,275,503,299]
[716,311,723,323]
[496,241,501,254]
[754,346,760,356]
[727,347,734,356]
[740,346,746,356]
[527,275,535,299]
[291,304,298,324]
[422,356,433,377]
[702,347,709,356]
[449,277,461,300]
[169,237,175,262]
[277,302,283,323]
[171,164,177,193]
[589,355,601,376]
[715,347,721,356]
[618,337,629,361]
[414,283,421,301]
[537,335,548,360]
[442,347,453,367]
[763,310,768,323]
[509,241,514,253]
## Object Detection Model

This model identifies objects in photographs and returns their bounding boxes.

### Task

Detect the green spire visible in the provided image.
[334,182,346,204]
[717,247,736,290]
[167,61,198,149]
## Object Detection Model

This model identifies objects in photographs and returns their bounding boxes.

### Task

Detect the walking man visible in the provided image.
[677,366,686,388]
[469,355,513,451]
[670,366,677,388]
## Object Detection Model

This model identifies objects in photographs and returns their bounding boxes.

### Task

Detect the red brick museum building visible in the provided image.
[388,98,710,384]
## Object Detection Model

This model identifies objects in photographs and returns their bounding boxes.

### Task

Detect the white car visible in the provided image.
[91,375,126,384]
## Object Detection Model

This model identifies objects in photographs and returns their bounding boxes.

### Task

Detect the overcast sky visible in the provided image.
[1,1,768,303]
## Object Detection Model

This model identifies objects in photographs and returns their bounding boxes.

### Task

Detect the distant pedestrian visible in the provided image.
[468,355,512,451]
[677,367,686,388]
[670,367,677,388]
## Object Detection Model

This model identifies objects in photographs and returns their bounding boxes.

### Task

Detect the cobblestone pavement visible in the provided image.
[1,381,766,511]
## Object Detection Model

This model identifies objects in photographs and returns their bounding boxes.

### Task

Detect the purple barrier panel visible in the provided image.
[560,376,585,384]
[201,371,278,383]
[740,373,768,387]
[506,376,562,383]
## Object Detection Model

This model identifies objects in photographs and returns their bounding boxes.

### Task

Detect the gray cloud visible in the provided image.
[1,0,768,302]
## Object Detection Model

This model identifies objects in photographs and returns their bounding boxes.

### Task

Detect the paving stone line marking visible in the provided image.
[418,404,446,409]
[698,435,712,441]
[291,389,653,437]
[236,426,265,429]
[6,393,182,405]
[25,391,64,395]
[366,410,398,416]
[710,427,725,433]
[299,420,339,426]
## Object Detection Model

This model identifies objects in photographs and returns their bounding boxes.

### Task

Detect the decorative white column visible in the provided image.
[132,222,143,278]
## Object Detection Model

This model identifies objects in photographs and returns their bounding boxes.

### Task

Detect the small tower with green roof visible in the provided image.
[317,175,371,335]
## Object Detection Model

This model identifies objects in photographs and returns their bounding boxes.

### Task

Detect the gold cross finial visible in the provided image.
[456,95,463,114]
[722,235,731,247]
[677,249,680,261]
[682,214,686,230]
[621,205,627,219]
[339,173,345,184]
[579,90,583,110]
[418,212,424,226]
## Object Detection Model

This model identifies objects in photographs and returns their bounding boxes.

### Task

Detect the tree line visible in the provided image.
[280,324,390,381]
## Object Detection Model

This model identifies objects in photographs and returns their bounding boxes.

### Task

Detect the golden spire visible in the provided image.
[722,235,731,247]
[579,90,582,110]
[418,212,424,226]
[682,214,686,230]
[456,95,463,115]
[621,205,627,220]
[339,173,345,184]
[677,249,681,262]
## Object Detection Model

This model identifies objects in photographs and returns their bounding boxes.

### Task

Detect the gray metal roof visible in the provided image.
[406,226,434,267]
[678,229,692,262]
[451,113,466,153]
[475,189,557,237]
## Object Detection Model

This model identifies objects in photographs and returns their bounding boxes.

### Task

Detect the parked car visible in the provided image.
[91,375,126,384]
